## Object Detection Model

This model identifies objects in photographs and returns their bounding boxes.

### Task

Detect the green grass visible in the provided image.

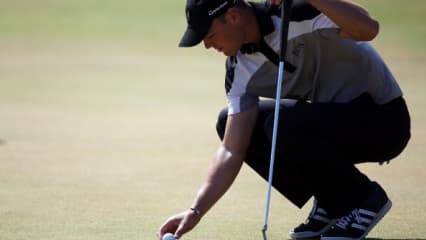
[0,1,425,239]
[358,0,426,53]
[0,0,187,49]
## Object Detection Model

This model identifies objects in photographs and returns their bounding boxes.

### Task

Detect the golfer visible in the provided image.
[159,0,411,239]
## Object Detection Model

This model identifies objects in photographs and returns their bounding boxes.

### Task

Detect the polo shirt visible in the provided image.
[225,2,402,115]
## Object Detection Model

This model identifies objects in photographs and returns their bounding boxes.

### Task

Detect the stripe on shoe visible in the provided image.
[313,214,332,223]
[350,208,377,230]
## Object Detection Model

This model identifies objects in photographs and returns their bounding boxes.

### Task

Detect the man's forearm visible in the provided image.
[191,145,245,217]
[307,0,379,41]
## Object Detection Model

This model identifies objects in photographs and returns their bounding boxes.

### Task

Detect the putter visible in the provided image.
[262,0,293,239]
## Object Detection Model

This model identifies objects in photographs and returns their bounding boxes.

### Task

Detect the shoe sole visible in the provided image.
[321,199,392,240]
[289,220,337,239]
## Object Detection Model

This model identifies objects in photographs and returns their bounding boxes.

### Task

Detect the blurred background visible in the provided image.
[0,0,425,239]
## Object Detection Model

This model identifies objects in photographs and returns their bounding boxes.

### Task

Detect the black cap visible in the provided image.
[179,0,237,47]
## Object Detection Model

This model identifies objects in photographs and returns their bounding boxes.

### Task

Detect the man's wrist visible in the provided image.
[190,207,201,216]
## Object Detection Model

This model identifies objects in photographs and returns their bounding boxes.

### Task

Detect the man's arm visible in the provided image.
[158,106,259,239]
[190,106,259,217]
[307,0,379,41]
[268,0,379,41]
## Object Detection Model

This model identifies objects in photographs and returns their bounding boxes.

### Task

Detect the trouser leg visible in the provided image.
[216,94,410,217]
[266,94,409,216]
[263,101,373,216]
[216,100,313,207]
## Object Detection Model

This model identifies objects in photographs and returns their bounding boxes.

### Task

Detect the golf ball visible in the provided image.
[162,233,176,240]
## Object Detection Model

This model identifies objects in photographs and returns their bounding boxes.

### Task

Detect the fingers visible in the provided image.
[158,216,180,239]
[159,210,201,240]
[175,222,191,238]
[175,210,201,239]
[158,211,194,239]
[174,230,183,239]
[267,0,283,8]
[174,214,191,239]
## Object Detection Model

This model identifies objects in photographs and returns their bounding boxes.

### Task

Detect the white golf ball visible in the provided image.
[162,233,176,240]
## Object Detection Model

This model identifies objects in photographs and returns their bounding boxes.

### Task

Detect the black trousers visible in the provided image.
[216,93,411,217]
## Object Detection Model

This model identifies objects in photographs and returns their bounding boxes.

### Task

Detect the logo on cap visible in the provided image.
[208,1,229,16]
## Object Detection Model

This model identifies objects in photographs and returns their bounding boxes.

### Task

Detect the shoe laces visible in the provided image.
[335,209,362,230]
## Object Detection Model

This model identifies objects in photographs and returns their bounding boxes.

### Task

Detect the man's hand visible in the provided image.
[269,0,282,5]
[158,209,201,239]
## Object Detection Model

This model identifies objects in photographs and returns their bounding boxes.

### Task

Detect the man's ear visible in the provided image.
[225,7,241,25]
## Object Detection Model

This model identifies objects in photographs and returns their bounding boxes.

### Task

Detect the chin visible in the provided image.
[224,50,238,57]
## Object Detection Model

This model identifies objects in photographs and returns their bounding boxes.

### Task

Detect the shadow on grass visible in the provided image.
[367,239,426,240]
[288,238,426,240]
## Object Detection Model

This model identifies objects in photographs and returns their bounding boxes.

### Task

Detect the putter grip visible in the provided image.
[280,0,293,61]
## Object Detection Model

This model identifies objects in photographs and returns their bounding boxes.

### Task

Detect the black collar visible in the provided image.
[240,2,275,54]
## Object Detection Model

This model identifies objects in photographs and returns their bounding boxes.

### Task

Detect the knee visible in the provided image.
[216,107,228,140]
[384,130,411,161]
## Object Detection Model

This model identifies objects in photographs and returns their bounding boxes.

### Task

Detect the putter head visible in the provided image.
[262,224,268,240]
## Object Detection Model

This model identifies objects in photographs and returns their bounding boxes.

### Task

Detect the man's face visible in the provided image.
[202,12,243,56]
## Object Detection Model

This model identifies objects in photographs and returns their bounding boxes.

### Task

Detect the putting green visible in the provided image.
[0,1,425,239]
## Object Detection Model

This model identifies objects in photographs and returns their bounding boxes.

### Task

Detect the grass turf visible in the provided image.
[0,0,425,239]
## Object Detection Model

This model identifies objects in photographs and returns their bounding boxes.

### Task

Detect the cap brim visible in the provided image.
[178,26,208,47]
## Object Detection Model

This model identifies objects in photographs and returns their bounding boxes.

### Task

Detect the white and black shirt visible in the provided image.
[225,2,402,115]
